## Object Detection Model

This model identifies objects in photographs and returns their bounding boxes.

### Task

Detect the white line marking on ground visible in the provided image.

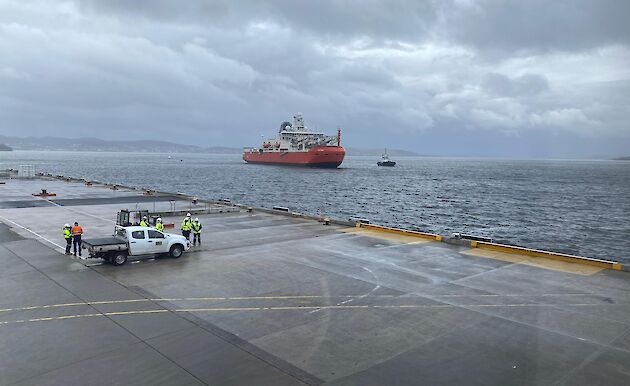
[310,266,382,313]
[0,215,64,252]
[41,198,115,223]
[337,267,381,306]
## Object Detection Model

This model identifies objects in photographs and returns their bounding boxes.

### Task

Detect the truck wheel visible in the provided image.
[111,251,128,266]
[169,244,184,259]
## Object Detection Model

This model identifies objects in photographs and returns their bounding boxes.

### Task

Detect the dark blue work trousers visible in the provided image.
[73,235,82,256]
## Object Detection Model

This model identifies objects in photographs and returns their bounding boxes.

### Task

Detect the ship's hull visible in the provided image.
[243,146,345,168]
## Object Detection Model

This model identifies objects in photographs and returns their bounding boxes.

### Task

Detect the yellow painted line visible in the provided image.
[0,310,170,326]
[355,223,442,241]
[393,304,446,309]
[27,313,103,322]
[0,298,172,313]
[469,240,622,271]
[102,309,171,316]
[0,302,85,313]
[0,303,610,326]
[0,296,336,313]
[215,295,325,300]
[265,305,370,311]
[0,293,598,314]
[467,304,602,308]
[176,307,263,312]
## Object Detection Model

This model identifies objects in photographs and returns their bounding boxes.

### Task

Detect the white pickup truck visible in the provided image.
[82,226,191,266]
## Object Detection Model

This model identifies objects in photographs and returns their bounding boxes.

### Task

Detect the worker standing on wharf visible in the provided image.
[192,218,202,246]
[62,224,72,255]
[71,221,83,257]
[155,217,164,231]
[139,216,148,227]
[180,213,192,241]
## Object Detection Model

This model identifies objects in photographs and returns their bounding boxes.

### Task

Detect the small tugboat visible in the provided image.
[377,150,396,167]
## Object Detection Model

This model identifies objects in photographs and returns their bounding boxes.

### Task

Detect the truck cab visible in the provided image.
[123,226,184,255]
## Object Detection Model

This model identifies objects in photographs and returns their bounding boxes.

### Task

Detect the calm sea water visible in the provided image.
[1,150,629,262]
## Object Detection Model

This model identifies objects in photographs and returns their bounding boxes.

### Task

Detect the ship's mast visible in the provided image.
[293,113,306,132]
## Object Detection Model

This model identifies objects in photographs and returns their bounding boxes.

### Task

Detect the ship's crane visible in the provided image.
[279,121,292,133]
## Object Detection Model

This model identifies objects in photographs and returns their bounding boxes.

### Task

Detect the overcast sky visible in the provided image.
[1,0,629,157]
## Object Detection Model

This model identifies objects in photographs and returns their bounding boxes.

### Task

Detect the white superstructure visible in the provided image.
[253,113,340,153]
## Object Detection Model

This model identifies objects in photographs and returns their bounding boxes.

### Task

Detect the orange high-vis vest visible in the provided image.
[71,225,83,236]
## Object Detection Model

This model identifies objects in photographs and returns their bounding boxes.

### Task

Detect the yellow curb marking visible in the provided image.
[341,227,432,244]
[462,249,604,276]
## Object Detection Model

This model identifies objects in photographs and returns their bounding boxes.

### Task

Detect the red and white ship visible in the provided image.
[243,113,345,168]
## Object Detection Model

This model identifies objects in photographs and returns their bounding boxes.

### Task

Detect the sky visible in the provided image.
[0,0,629,158]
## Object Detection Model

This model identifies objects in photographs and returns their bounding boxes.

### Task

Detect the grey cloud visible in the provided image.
[80,0,230,24]
[482,73,549,97]
[81,0,438,42]
[0,0,629,157]
[311,62,401,90]
[440,0,630,54]
[80,0,630,53]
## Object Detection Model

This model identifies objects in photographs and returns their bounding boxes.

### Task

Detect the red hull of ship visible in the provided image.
[243,146,345,168]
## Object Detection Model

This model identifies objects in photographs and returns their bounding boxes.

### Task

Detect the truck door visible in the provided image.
[129,230,150,255]
[147,229,166,254]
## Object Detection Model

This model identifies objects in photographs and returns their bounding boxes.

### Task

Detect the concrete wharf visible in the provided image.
[1,176,629,385]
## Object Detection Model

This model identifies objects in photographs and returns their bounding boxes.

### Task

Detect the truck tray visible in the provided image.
[82,237,123,247]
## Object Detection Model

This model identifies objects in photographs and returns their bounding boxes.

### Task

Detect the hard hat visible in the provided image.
[143,216,147,219]
[157,217,162,222]
[64,223,70,227]
[186,212,191,217]
[194,218,199,221]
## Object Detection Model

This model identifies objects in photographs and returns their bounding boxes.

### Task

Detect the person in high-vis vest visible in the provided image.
[180,213,192,241]
[155,217,164,232]
[63,224,72,255]
[192,218,203,246]
[71,221,83,257]
[139,216,148,227]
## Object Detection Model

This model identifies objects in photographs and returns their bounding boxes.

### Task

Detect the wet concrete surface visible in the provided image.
[1,178,630,385]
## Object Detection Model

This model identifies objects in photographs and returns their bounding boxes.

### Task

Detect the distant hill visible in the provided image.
[0,135,418,156]
[0,135,235,153]
[0,143,12,151]
[202,146,242,154]
[613,156,630,160]
[345,147,419,156]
